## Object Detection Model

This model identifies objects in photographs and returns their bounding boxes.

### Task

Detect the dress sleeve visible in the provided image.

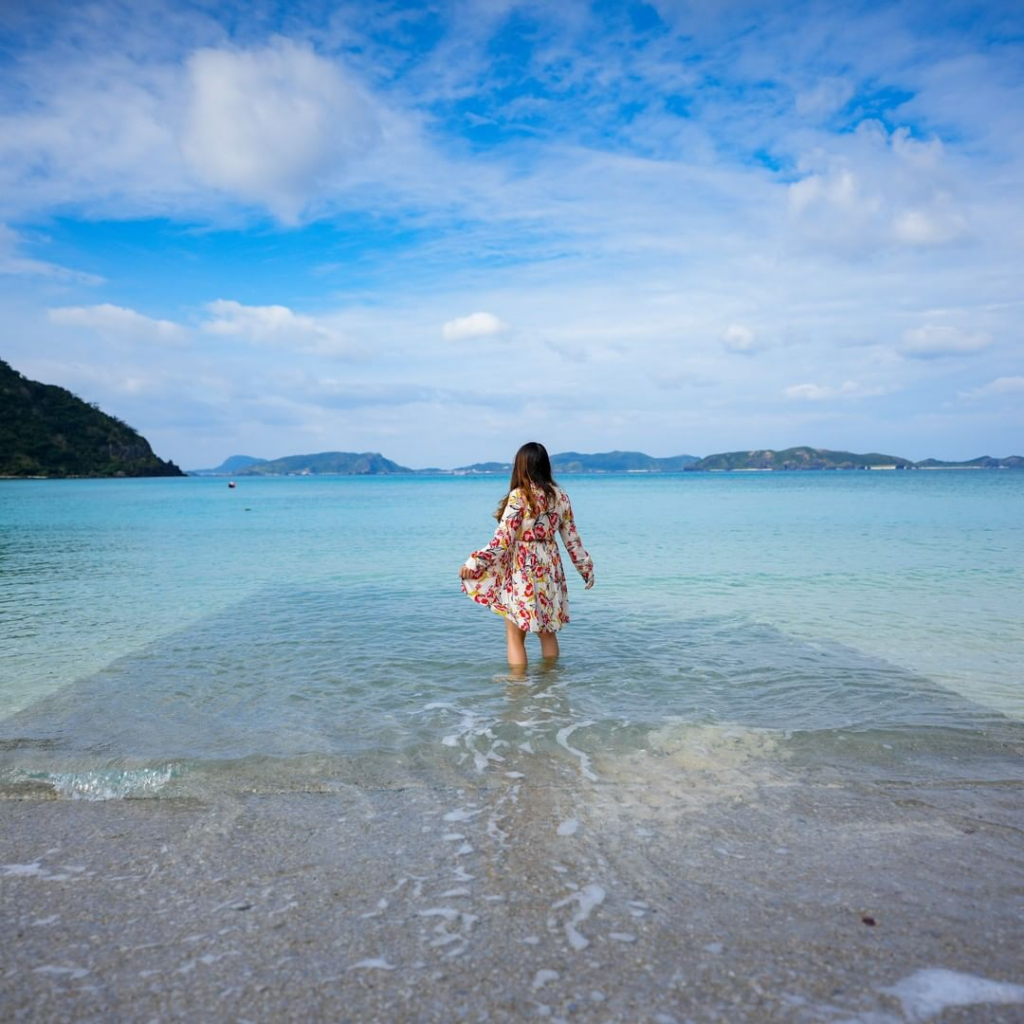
[464,489,526,573]
[557,490,594,583]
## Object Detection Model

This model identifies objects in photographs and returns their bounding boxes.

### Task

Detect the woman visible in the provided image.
[459,441,595,668]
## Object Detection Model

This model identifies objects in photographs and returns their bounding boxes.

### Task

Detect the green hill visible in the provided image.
[552,450,699,473]
[691,447,914,471]
[239,451,412,475]
[0,358,183,478]
[456,450,699,474]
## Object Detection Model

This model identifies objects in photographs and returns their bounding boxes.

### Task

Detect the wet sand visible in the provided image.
[3,743,1023,1023]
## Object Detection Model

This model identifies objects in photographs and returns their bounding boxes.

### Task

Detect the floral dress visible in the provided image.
[462,485,594,633]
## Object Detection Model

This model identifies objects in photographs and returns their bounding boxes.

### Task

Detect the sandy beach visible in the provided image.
[4,734,1023,1023]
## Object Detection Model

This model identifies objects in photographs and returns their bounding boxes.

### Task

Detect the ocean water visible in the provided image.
[1,470,1021,800]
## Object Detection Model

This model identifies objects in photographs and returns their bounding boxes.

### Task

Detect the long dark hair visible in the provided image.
[495,441,558,519]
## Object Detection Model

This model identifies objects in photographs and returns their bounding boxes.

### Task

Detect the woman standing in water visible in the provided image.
[459,441,595,668]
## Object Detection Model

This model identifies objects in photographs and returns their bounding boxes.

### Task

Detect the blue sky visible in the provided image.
[1,0,1022,468]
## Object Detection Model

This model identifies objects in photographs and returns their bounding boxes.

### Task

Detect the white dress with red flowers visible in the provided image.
[461,485,594,633]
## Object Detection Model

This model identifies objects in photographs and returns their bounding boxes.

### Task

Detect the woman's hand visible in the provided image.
[584,575,595,590]
[459,565,475,579]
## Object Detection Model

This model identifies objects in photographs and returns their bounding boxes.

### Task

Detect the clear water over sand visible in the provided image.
[2,471,1021,788]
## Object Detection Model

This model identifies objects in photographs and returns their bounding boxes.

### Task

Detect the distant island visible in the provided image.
[0,358,183,478]
[188,446,1022,477]
[235,451,411,476]
[688,447,1023,471]
[691,447,911,471]
[188,450,700,476]
[455,451,700,475]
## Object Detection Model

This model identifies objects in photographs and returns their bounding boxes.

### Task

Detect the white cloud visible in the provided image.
[720,324,757,353]
[0,25,396,225]
[901,325,992,358]
[201,299,354,357]
[181,40,381,223]
[788,123,969,256]
[784,380,881,401]
[959,376,1024,400]
[788,166,882,253]
[442,311,509,341]
[0,224,102,283]
[48,303,186,344]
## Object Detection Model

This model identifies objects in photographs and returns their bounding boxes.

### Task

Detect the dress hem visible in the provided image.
[488,602,568,633]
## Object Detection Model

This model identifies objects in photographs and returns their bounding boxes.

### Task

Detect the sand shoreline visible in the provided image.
[3,760,1023,1023]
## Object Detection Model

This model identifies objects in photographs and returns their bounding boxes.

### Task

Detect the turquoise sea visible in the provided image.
[1,470,1021,799]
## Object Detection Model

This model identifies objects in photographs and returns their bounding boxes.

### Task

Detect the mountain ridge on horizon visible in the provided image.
[187,446,1024,476]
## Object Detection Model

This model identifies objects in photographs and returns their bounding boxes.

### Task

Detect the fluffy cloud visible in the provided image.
[0,26,390,224]
[901,325,992,358]
[788,123,968,256]
[181,41,381,223]
[48,303,186,344]
[442,311,509,341]
[784,381,882,401]
[47,297,358,359]
[789,168,876,230]
[201,299,354,357]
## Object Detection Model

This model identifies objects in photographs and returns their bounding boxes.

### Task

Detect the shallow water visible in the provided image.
[1,471,1022,798]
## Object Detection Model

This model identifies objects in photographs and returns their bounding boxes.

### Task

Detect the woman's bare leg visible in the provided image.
[539,630,560,660]
[505,619,528,668]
